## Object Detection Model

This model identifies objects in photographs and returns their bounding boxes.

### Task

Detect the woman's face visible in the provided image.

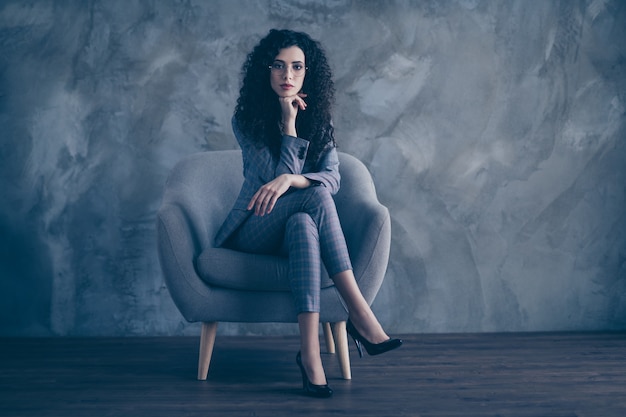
[269,46,306,97]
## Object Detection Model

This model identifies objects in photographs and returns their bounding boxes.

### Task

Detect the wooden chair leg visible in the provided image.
[331,321,351,380]
[322,322,335,354]
[197,321,218,380]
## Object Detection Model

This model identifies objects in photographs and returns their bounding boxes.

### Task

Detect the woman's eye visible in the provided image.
[293,64,303,71]
[272,63,285,70]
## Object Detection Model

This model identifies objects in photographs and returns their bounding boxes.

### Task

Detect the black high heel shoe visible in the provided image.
[346,319,403,358]
[296,352,333,398]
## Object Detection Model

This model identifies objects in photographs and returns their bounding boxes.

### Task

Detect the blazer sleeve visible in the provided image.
[278,124,341,195]
[275,135,310,177]
[232,117,340,194]
[302,145,340,195]
[232,117,308,184]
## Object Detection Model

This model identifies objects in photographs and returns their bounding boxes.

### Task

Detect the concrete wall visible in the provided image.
[1,0,625,336]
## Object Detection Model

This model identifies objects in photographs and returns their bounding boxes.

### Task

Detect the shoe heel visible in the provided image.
[350,335,364,358]
[346,319,403,357]
[296,352,333,398]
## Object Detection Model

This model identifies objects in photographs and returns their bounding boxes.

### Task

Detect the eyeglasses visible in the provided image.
[268,61,307,77]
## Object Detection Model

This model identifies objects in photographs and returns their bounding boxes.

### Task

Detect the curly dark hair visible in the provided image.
[234,29,336,162]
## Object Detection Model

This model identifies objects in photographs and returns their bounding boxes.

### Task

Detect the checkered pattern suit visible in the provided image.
[214,118,352,312]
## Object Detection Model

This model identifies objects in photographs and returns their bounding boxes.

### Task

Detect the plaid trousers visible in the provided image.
[228,186,353,313]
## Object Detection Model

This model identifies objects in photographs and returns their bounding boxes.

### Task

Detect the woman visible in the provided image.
[214,29,402,398]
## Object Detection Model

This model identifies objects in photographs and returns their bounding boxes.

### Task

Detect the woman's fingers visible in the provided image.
[255,189,279,216]
[248,189,270,216]
[247,186,273,216]
[257,189,274,216]
[279,94,307,113]
[263,191,278,215]
[292,94,307,110]
[248,175,292,216]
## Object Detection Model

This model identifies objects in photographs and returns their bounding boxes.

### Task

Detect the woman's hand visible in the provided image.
[248,174,311,216]
[279,93,307,136]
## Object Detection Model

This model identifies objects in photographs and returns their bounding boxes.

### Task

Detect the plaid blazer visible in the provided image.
[214,118,341,247]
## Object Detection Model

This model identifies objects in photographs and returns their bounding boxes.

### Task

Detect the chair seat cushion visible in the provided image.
[196,247,334,292]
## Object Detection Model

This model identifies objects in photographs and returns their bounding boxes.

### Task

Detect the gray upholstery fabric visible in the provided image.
[156,150,390,324]
[196,247,335,292]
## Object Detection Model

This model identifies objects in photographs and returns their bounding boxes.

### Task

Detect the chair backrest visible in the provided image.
[160,150,243,253]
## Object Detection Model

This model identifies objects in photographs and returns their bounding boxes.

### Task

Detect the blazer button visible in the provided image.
[298,147,306,159]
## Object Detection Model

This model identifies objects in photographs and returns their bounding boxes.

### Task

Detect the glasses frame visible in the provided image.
[268,62,308,77]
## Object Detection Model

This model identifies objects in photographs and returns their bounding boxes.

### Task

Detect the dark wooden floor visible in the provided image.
[1,332,625,417]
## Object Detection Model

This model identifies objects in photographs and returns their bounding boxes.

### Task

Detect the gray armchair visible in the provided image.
[156,150,391,381]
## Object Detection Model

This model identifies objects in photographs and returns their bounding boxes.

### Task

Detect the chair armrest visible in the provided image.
[337,198,391,304]
[156,204,214,322]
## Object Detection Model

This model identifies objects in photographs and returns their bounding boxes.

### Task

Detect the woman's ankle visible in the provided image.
[349,312,389,344]
[300,351,327,385]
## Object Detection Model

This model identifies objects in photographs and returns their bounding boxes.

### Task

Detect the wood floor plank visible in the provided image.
[1,333,625,416]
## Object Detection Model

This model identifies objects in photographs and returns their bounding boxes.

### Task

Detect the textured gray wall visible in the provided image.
[1,0,625,336]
